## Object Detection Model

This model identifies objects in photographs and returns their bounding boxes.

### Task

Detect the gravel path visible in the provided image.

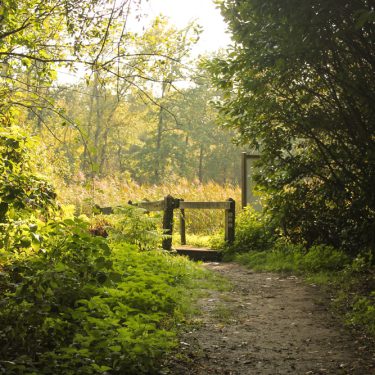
[163,262,374,375]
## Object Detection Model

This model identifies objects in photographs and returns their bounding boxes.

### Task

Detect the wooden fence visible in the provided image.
[97,195,235,251]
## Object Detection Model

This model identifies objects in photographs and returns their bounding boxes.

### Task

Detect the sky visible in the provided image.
[138,0,231,55]
[57,0,231,83]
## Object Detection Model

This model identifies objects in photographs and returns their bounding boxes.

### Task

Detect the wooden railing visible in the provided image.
[96,195,235,250]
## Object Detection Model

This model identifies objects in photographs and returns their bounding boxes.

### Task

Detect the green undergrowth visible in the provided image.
[234,241,350,273]
[0,216,222,375]
[172,232,225,250]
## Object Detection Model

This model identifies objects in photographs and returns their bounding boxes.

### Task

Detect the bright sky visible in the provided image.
[139,0,231,55]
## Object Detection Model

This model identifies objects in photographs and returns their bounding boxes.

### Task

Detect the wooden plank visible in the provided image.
[135,200,165,211]
[97,206,114,215]
[179,201,231,210]
[175,247,222,262]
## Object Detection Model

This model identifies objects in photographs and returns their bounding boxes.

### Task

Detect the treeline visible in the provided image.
[36,71,240,185]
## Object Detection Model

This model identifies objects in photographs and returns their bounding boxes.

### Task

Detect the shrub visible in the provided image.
[107,206,164,251]
[0,126,57,223]
[227,207,276,256]
[235,240,304,272]
[300,244,350,272]
[346,293,375,336]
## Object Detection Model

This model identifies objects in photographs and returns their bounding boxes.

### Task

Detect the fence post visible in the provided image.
[225,198,235,244]
[162,195,177,251]
[179,199,186,245]
[241,152,247,209]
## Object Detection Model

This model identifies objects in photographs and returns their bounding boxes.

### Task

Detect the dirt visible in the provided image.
[162,262,375,375]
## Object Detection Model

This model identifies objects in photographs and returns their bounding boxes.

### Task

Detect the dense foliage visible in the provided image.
[0,126,56,223]
[228,208,276,255]
[209,0,375,255]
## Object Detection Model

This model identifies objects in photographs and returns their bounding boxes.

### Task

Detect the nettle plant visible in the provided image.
[108,206,165,251]
[0,214,199,374]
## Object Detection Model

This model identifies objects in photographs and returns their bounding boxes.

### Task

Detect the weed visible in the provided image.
[212,303,233,323]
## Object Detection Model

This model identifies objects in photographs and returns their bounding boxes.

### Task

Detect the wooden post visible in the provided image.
[241,152,247,208]
[162,195,177,251]
[179,199,186,245]
[225,198,235,244]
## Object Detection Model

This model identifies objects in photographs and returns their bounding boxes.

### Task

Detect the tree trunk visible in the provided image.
[198,144,204,183]
[82,73,98,175]
[155,81,168,182]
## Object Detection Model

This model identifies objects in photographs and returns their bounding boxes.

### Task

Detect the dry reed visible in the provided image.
[56,177,241,234]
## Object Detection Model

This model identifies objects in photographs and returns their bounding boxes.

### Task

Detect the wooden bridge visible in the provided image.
[97,195,235,260]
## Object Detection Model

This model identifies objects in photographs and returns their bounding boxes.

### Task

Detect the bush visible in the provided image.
[225,207,276,257]
[300,244,350,272]
[0,126,57,223]
[235,240,304,272]
[347,293,375,336]
[107,206,164,251]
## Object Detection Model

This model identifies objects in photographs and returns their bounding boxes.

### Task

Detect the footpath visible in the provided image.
[163,263,374,375]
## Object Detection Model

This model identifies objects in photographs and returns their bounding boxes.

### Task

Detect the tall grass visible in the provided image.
[55,176,241,235]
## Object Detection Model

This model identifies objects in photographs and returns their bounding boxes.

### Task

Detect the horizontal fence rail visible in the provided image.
[97,206,115,215]
[130,200,165,212]
[179,201,231,210]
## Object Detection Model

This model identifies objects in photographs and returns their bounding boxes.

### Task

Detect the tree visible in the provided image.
[0,0,140,119]
[170,71,241,184]
[128,61,242,185]
[209,0,375,254]
[135,16,201,183]
[24,16,202,182]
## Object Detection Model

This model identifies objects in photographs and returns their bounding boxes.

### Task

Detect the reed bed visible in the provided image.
[56,177,241,235]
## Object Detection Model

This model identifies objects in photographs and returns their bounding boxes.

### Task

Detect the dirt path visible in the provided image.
[162,262,374,375]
